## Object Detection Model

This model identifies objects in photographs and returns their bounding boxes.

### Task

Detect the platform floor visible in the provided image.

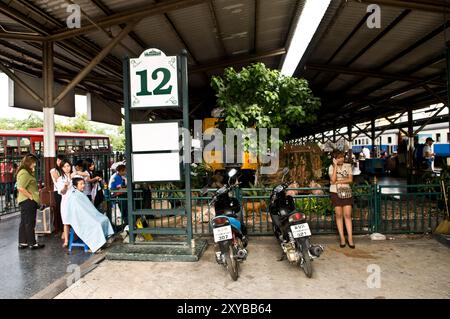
[0,215,92,299]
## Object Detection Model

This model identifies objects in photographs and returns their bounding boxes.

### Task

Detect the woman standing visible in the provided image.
[17,154,45,250]
[329,151,355,249]
[50,155,64,234]
[56,159,73,247]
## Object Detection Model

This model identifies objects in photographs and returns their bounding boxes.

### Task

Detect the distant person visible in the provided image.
[83,159,102,202]
[362,146,371,159]
[108,164,128,225]
[1,159,14,210]
[56,159,73,248]
[423,137,435,171]
[16,154,45,250]
[50,155,65,233]
[92,170,105,211]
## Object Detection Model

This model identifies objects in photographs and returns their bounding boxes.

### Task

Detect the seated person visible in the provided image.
[66,177,114,253]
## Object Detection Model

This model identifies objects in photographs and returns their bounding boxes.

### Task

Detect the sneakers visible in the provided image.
[18,244,28,250]
[29,243,45,250]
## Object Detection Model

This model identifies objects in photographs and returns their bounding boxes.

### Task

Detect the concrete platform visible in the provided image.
[106,239,208,262]
[56,235,450,299]
[0,215,93,299]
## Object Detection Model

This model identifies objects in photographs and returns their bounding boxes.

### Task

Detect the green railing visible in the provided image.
[104,184,446,236]
[376,184,443,234]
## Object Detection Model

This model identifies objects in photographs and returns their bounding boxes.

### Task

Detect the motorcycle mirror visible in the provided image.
[228,168,238,178]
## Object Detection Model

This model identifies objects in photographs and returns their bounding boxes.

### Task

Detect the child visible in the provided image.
[66,177,114,252]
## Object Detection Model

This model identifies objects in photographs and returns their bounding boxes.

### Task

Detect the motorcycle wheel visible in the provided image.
[225,243,239,281]
[300,248,313,278]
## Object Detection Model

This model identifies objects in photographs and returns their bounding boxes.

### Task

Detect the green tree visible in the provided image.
[110,122,125,152]
[211,63,321,146]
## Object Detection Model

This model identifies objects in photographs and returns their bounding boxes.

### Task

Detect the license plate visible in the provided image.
[290,223,311,238]
[213,225,232,242]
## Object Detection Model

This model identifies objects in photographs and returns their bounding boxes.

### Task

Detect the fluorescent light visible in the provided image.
[281,0,331,77]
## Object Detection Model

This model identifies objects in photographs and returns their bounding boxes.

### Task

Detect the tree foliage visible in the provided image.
[211,63,321,141]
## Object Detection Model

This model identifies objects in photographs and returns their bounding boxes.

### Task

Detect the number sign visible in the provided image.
[129,48,179,108]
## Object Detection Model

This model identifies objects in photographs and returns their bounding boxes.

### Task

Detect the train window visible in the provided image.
[0,139,4,157]
[19,138,31,155]
[33,142,42,155]
[436,133,441,143]
[57,139,66,152]
[91,139,99,150]
[388,137,392,144]
[104,139,110,149]
[74,139,83,152]
[84,139,91,151]
[6,137,19,156]
[6,137,18,147]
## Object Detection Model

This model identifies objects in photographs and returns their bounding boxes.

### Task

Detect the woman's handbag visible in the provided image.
[337,184,352,199]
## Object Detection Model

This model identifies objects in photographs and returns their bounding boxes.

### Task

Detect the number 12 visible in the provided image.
[135,68,173,96]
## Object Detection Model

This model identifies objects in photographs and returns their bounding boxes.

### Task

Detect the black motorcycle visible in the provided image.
[269,168,323,278]
[205,169,248,281]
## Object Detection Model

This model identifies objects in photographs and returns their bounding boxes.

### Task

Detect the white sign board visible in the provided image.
[131,122,179,152]
[129,48,179,108]
[132,153,180,182]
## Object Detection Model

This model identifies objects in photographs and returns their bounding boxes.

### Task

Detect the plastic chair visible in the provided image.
[68,227,89,253]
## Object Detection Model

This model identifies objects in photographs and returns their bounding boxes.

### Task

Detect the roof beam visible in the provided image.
[208,0,228,57]
[328,20,450,95]
[89,0,148,50]
[319,9,410,89]
[190,48,286,73]
[1,1,122,78]
[0,32,44,41]
[46,0,209,41]
[357,0,450,14]
[305,63,444,85]
[53,20,141,106]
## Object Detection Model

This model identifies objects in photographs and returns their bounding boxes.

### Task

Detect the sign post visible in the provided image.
[123,48,192,247]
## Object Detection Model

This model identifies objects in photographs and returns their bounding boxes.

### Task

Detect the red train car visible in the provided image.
[0,128,111,158]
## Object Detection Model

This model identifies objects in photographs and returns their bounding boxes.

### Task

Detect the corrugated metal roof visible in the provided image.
[295,0,449,136]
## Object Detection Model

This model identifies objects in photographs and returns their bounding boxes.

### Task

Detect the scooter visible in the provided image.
[206,168,248,281]
[269,168,323,278]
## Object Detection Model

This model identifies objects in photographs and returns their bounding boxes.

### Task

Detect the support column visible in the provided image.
[347,124,352,147]
[447,41,450,143]
[407,109,414,170]
[43,41,55,191]
[371,118,376,158]
[322,132,325,144]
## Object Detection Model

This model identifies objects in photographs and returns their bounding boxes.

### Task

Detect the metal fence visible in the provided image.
[102,184,446,236]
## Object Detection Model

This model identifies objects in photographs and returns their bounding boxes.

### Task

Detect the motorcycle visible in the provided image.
[206,168,248,281]
[269,168,323,278]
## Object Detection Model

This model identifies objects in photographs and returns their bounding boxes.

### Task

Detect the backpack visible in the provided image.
[414,144,424,161]
[414,144,427,169]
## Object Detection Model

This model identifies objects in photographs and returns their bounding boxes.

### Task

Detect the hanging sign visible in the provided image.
[129,48,179,108]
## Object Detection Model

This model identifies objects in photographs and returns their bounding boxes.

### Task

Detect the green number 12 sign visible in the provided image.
[129,49,179,108]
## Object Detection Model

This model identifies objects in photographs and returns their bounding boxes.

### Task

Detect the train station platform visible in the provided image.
[0,214,92,299]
